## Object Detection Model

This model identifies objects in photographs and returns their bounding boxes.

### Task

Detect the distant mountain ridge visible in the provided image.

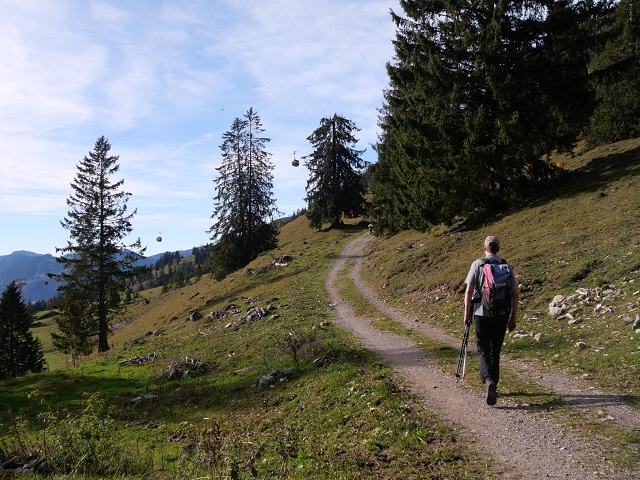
[0,249,192,302]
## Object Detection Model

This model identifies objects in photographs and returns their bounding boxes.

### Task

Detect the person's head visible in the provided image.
[483,235,500,254]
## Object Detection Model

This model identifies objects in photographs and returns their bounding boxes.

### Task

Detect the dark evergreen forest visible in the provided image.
[370,0,639,233]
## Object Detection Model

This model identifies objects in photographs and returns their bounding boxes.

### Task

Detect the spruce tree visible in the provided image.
[588,0,640,145]
[51,285,96,364]
[372,0,606,233]
[208,108,279,279]
[0,281,46,379]
[55,136,146,353]
[304,114,367,229]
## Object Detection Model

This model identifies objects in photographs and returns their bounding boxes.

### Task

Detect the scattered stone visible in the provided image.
[246,256,294,275]
[129,392,158,404]
[0,455,44,476]
[313,350,337,368]
[252,368,294,388]
[118,353,158,366]
[312,321,332,330]
[162,357,209,380]
[548,286,626,319]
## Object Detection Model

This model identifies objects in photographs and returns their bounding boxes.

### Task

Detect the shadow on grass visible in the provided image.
[121,344,371,424]
[498,389,640,412]
[318,222,369,234]
[531,145,640,204]
[457,144,640,232]
[0,370,148,431]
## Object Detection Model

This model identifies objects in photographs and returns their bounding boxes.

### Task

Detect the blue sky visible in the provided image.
[0,0,399,257]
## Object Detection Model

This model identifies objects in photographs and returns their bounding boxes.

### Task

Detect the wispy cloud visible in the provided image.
[0,0,399,255]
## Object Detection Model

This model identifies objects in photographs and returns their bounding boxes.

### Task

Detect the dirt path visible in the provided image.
[326,232,637,480]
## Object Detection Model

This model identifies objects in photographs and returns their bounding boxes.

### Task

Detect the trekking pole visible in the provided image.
[455,321,471,382]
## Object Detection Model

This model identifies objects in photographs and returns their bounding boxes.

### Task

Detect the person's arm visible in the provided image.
[464,283,474,325]
[508,285,519,331]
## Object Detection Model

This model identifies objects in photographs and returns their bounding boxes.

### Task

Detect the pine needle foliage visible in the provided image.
[371,0,607,233]
[54,136,146,353]
[0,281,46,379]
[208,108,279,279]
[587,0,640,145]
[304,114,367,229]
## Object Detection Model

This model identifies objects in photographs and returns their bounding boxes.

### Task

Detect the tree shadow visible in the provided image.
[318,221,369,233]
[498,389,640,413]
[456,144,640,232]
[527,144,640,207]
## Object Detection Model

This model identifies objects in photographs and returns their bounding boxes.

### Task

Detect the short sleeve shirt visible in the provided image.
[465,254,516,317]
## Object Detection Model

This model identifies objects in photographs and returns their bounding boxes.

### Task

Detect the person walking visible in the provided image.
[463,236,518,405]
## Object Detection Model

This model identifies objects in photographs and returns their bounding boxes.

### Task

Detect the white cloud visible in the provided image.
[0,0,400,255]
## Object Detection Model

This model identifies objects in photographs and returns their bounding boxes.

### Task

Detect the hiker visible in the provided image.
[463,236,519,405]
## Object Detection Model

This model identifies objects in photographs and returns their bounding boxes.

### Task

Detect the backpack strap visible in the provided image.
[473,258,488,301]
[481,256,507,265]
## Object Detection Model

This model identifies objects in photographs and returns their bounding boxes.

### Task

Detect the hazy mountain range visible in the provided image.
[0,249,191,303]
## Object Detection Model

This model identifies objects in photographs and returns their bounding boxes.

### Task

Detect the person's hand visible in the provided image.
[508,317,516,331]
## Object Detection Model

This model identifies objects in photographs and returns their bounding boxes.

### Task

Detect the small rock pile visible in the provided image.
[246,255,294,275]
[0,456,43,476]
[510,284,640,347]
[252,368,294,388]
[222,303,278,330]
[118,352,158,366]
[129,392,158,405]
[162,356,208,380]
[203,303,243,321]
[547,286,622,318]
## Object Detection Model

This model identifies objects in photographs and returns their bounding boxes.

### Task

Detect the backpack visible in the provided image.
[478,258,512,317]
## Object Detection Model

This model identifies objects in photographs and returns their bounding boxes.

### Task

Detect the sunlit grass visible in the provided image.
[1,217,495,479]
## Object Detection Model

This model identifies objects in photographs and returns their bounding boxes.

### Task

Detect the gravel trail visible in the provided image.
[326,232,637,479]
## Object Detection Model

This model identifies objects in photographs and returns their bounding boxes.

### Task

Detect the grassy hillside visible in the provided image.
[1,220,494,479]
[360,137,640,396]
[2,137,640,478]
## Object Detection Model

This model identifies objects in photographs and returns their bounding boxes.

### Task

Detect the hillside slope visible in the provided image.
[330,232,638,478]
[2,138,639,479]
[359,137,640,396]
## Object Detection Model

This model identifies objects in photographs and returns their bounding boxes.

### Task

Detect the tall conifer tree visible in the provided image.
[304,114,367,229]
[588,0,640,144]
[0,281,46,379]
[55,136,145,353]
[208,108,278,279]
[372,0,605,232]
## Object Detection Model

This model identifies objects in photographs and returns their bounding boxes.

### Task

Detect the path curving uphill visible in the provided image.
[326,232,636,480]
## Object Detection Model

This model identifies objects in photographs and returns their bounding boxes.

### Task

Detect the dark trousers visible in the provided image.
[475,315,509,385]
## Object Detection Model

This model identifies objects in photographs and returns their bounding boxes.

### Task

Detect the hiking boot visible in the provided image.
[485,380,497,406]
